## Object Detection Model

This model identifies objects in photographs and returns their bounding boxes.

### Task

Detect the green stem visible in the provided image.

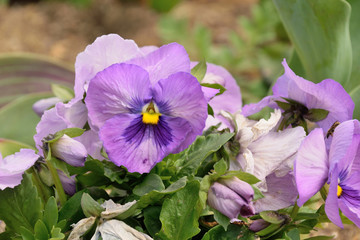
[45,160,67,206]
[31,167,49,204]
[290,201,300,221]
[320,186,328,201]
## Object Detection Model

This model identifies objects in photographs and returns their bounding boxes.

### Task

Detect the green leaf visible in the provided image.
[213,209,230,231]
[149,0,181,13]
[46,128,85,143]
[116,177,188,220]
[133,173,165,196]
[50,227,65,240]
[201,83,226,96]
[345,0,360,90]
[260,211,285,224]
[157,181,202,240]
[43,197,58,232]
[0,93,52,146]
[191,60,207,82]
[284,228,300,240]
[304,108,329,122]
[0,138,33,157]
[208,104,214,117]
[143,206,162,237]
[256,223,283,237]
[20,227,35,240]
[81,193,105,218]
[213,159,227,176]
[221,171,260,184]
[175,132,234,178]
[304,236,334,240]
[350,85,360,120]
[51,84,74,102]
[0,174,42,233]
[273,0,352,87]
[252,185,265,201]
[202,224,255,240]
[0,53,74,108]
[275,100,292,111]
[58,190,86,231]
[34,220,49,240]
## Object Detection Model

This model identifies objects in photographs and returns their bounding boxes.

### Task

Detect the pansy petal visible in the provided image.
[34,107,67,154]
[279,60,353,131]
[152,72,208,151]
[325,165,343,228]
[0,149,39,190]
[140,46,158,55]
[127,43,191,84]
[295,128,328,206]
[75,130,103,160]
[74,34,142,99]
[242,96,278,117]
[85,63,152,129]
[56,100,88,129]
[195,62,242,114]
[329,120,356,173]
[254,172,298,212]
[339,199,360,228]
[100,114,191,173]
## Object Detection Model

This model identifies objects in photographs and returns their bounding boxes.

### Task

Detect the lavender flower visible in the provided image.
[0,149,39,190]
[207,177,255,221]
[295,120,360,228]
[242,59,354,132]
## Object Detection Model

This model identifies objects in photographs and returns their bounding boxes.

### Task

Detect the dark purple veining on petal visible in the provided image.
[122,115,173,148]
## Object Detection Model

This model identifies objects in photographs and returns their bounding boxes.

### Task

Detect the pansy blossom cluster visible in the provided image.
[0,34,359,240]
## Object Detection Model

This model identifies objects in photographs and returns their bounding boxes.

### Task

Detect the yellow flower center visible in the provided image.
[337,185,342,198]
[142,101,161,125]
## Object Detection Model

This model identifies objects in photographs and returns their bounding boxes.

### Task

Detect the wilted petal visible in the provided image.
[0,149,39,190]
[100,114,191,173]
[91,219,153,240]
[51,135,87,167]
[127,43,191,84]
[295,128,329,206]
[243,126,305,182]
[101,200,137,219]
[254,172,298,212]
[68,217,96,240]
[74,34,142,99]
[85,63,152,129]
[152,72,207,152]
[32,97,62,117]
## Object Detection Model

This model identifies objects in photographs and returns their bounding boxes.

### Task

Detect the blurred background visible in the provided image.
[0,0,359,238]
[0,0,292,106]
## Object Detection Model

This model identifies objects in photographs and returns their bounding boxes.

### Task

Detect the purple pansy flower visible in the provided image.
[207,177,255,221]
[0,149,39,190]
[242,59,354,132]
[295,120,360,228]
[85,62,208,173]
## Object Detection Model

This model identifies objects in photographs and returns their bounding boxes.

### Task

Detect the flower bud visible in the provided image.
[58,170,76,195]
[51,135,87,167]
[32,97,62,117]
[207,178,255,221]
[249,219,270,232]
